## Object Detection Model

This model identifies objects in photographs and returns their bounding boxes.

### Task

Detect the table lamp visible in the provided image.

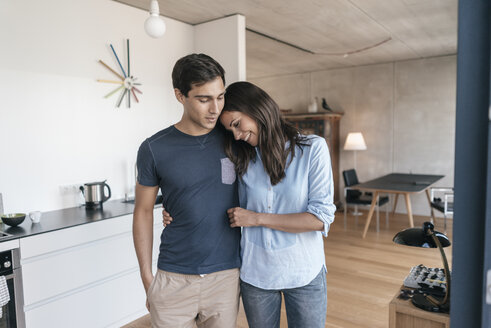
[343,132,367,170]
[393,222,451,313]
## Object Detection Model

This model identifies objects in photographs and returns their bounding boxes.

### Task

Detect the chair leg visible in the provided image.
[344,201,347,230]
[425,189,436,224]
[386,201,389,228]
[354,205,358,226]
[392,194,399,215]
[376,197,380,233]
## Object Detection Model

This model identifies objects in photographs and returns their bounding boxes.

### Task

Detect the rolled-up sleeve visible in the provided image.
[306,137,336,236]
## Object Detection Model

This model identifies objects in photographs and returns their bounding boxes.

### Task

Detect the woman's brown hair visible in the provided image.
[221,81,309,185]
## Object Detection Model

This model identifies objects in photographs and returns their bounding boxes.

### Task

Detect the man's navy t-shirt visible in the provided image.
[137,126,241,274]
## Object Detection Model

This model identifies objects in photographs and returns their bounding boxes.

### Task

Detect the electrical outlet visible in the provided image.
[59,184,82,194]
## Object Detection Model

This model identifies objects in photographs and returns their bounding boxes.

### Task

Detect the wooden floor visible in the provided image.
[123,211,452,328]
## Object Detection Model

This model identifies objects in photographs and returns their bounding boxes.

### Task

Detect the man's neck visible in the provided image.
[174,120,213,136]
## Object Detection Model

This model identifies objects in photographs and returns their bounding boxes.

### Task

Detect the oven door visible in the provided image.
[0,273,17,328]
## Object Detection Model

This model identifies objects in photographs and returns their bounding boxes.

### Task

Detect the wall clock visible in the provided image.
[97,39,142,108]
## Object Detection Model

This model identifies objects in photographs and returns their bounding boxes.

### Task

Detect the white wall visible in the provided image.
[0,1,247,215]
[0,0,195,213]
[250,55,456,216]
[195,14,247,83]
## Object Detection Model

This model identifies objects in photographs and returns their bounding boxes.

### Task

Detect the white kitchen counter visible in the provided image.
[0,200,163,328]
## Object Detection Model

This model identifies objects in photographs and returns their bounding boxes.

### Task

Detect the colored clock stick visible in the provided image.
[104,85,124,98]
[127,39,130,76]
[133,83,142,86]
[110,44,127,78]
[133,86,143,94]
[97,79,124,84]
[116,88,126,108]
[127,89,131,108]
[131,88,139,103]
[99,60,124,80]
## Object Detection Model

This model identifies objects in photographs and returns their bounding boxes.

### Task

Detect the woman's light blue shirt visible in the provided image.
[239,135,336,290]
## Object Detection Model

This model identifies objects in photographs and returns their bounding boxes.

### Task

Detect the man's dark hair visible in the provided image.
[172,53,225,97]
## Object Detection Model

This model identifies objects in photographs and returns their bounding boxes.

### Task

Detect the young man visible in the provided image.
[133,53,241,328]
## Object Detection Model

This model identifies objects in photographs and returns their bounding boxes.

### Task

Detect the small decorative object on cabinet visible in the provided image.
[97,39,143,108]
[307,97,318,113]
[283,112,343,207]
[321,98,334,112]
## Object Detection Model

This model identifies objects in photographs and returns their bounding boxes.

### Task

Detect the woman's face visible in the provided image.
[220,111,259,146]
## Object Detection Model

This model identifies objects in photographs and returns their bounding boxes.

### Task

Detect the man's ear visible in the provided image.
[174,88,186,104]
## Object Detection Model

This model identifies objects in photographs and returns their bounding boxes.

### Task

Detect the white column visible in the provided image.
[194,14,246,84]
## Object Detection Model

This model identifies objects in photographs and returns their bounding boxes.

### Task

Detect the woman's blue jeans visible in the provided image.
[240,269,327,328]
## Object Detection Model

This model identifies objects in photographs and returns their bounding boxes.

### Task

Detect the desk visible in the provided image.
[354,173,444,238]
[389,287,450,328]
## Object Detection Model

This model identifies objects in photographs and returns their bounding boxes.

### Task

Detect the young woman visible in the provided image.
[165,81,336,328]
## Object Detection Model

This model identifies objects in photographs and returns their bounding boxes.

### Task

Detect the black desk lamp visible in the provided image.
[393,221,451,313]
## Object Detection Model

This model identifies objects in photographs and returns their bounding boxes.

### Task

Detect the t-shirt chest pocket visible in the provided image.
[221,158,236,184]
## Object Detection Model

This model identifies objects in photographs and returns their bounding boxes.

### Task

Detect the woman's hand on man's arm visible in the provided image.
[227,207,260,228]
[227,207,323,233]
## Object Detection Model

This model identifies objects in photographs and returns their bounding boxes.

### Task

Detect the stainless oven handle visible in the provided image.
[13,266,26,328]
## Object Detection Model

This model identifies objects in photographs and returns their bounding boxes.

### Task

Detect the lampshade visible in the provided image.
[393,222,451,313]
[144,0,166,38]
[393,222,451,248]
[343,132,367,150]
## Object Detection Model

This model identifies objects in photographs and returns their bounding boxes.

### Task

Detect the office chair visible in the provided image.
[430,187,454,233]
[343,169,389,231]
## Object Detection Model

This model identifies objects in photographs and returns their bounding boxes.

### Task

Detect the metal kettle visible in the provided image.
[80,180,111,209]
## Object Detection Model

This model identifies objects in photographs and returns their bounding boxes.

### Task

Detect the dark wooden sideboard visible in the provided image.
[283,112,343,206]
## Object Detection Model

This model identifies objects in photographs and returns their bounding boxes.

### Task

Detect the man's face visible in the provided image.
[175,77,225,135]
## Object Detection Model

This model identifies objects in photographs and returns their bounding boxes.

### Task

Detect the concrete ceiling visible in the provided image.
[114,0,458,79]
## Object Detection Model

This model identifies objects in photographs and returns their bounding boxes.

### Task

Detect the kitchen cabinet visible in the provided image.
[19,209,163,328]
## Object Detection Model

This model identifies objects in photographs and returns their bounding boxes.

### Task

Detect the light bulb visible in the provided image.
[144,0,166,38]
[145,16,166,38]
